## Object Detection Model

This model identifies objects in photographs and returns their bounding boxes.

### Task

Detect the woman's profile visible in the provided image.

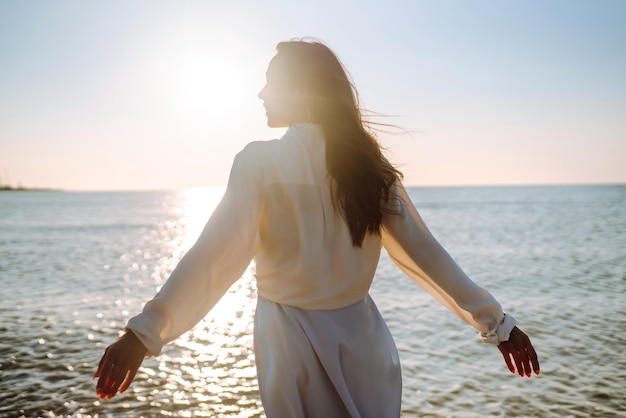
[95,39,539,417]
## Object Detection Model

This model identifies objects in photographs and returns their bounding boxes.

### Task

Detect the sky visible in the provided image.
[1,0,625,190]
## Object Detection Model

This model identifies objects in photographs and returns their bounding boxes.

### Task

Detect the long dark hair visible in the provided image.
[275,40,403,247]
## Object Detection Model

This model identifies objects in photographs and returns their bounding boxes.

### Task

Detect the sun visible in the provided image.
[171,50,248,114]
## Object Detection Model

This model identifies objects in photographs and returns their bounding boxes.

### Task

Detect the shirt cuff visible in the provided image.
[126,313,163,357]
[478,313,516,345]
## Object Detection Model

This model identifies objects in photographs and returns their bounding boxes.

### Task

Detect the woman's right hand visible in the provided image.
[94,330,148,400]
[497,326,540,377]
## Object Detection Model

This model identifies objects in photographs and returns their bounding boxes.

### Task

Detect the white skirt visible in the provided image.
[254,294,402,418]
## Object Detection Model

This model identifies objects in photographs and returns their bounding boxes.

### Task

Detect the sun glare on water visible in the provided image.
[172,186,259,318]
[144,187,262,414]
[176,186,225,250]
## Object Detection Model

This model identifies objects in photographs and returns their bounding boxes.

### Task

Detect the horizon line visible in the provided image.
[3,181,625,193]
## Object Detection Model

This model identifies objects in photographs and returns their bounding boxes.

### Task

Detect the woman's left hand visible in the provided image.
[94,330,147,400]
[497,326,540,377]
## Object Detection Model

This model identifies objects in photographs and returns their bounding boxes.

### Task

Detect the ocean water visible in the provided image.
[0,185,624,418]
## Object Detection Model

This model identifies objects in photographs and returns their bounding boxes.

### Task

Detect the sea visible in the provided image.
[0,185,624,418]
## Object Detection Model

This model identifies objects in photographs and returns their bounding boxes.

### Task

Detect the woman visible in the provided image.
[95,40,539,417]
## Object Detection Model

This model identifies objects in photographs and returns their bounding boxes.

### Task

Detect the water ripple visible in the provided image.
[0,186,624,417]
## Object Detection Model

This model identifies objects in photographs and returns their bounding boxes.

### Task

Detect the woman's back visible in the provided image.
[249,123,381,310]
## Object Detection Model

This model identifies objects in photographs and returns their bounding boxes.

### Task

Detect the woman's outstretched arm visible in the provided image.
[94,145,263,399]
[382,183,539,377]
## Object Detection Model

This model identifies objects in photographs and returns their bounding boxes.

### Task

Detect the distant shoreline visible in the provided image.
[0,186,61,192]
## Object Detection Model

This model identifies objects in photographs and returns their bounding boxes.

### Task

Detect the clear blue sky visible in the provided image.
[1,0,625,190]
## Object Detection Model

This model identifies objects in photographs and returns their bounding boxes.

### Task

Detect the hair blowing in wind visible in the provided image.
[275,40,403,247]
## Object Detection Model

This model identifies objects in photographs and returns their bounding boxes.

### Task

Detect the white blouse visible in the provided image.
[126,123,515,356]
